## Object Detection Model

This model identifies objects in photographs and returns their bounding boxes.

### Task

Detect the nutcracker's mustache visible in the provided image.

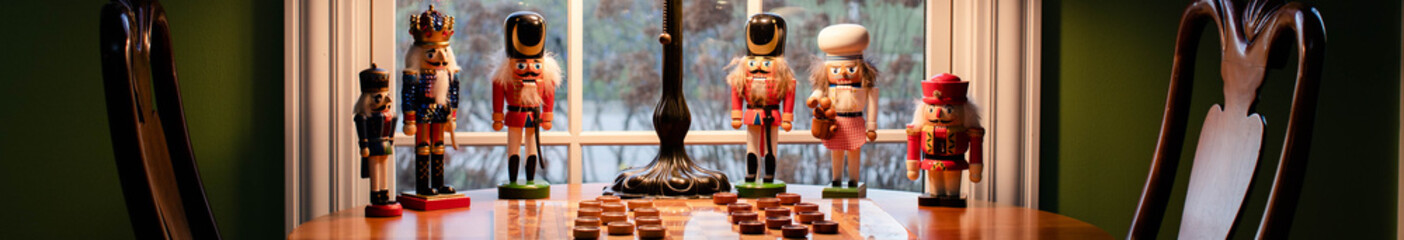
[427,60,447,67]
[929,119,952,124]
[749,69,770,74]
[516,72,540,78]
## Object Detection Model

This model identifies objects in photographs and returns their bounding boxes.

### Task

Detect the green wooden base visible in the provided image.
[734,181,787,198]
[822,182,867,198]
[497,181,551,199]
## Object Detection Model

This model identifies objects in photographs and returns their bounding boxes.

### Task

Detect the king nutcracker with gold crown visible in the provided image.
[906,73,984,207]
[396,5,469,210]
[727,13,796,198]
[355,64,402,217]
[492,11,561,199]
[808,24,879,198]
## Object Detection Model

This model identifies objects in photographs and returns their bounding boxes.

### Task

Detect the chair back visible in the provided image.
[99,0,221,239]
[1128,0,1325,239]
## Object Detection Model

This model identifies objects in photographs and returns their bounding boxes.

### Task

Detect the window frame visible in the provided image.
[285,0,1042,233]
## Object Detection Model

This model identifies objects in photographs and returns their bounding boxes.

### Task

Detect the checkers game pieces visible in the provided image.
[765,216,792,229]
[781,224,809,238]
[712,192,738,205]
[727,203,753,213]
[635,215,663,226]
[607,221,635,235]
[797,211,824,224]
[793,202,819,213]
[577,207,602,218]
[626,199,654,211]
[572,225,600,239]
[637,224,666,239]
[756,198,780,209]
[601,203,626,213]
[574,216,601,227]
[578,200,601,209]
[596,195,622,204]
[634,207,660,218]
[600,212,628,224]
[812,220,839,234]
[730,211,758,224]
[776,193,801,205]
[738,220,766,234]
[764,207,791,217]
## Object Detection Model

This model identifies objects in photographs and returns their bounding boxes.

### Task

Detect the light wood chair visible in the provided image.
[99,0,221,239]
[1129,0,1325,239]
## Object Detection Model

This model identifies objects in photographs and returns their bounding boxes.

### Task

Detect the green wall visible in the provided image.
[1042,0,1399,239]
[0,1,284,239]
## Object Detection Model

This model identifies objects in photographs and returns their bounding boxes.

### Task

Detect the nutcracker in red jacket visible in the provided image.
[492,11,561,184]
[727,13,796,184]
[356,64,401,217]
[906,73,984,206]
[402,5,460,196]
[806,24,879,188]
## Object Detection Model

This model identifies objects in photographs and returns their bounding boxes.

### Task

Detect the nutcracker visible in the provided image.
[492,11,561,199]
[401,5,459,196]
[906,73,984,207]
[356,64,401,217]
[807,24,879,197]
[727,13,796,197]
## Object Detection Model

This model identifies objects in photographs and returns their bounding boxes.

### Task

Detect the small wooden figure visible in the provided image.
[356,64,402,217]
[397,5,469,210]
[727,13,795,198]
[492,11,561,199]
[905,73,984,207]
[808,24,878,198]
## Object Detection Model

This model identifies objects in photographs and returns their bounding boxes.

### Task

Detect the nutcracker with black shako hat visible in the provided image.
[906,73,984,207]
[727,13,797,189]
[356,64,402,217]
[807,24,879,192]
[492,11,561,197]
[402,5,459,196]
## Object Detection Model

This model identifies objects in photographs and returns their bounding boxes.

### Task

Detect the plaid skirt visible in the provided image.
[822,116,867,151]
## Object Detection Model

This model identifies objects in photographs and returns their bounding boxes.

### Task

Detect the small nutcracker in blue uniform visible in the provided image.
[402,5,461,196]
[356,64,402,217]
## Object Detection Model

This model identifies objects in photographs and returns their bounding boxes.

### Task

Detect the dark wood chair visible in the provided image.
[1129,0,1325,239]
[99,0,221,239]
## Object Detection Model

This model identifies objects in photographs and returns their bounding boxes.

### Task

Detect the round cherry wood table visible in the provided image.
[288,183,1110,239]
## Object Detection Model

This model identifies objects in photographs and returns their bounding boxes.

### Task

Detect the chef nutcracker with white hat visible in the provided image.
[727,13,796,186]
[356,64,402,217]
[401,5,460,196]
[906,73,984,207]
[807,24,880,189]
[492,11,561,189]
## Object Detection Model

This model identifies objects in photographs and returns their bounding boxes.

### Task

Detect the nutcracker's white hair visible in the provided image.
[909,99,982,129]
[809,58,878,93]
[725,56,796,96]
[491,52,562,97]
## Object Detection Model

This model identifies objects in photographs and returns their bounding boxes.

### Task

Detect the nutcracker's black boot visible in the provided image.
[526,155,538,182]
[371,190,390,205]
[745,153,758,182]
[832,180,842,187]
[762,153,776,183]
[415,150,436,195]
[848,180,858,188]
[508,155,520,183]
[432,150,455,194]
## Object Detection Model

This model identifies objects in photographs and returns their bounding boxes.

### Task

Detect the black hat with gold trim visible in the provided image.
[409,5,455,46]
[504,11,547,59]
[746,13,787,57]
[360,63,390,93]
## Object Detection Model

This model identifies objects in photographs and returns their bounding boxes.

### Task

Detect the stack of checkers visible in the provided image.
[572,195,666,239]
[714,192,840,237]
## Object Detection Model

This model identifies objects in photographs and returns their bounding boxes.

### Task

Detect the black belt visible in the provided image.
[507,105,539,112]
[923,153,965,160]
[747,104,779,110]
[829,83,862,88]
[836,112,863,117]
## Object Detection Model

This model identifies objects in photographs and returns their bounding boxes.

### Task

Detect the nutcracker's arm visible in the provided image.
[729,87,743,116]
[354,115,369,178]
[905,124,922,160]
[782,87,796,116]
[401,72,418,124]
[865,87,880,130]
[448,71,461,118]
[968,127,985,165]
[492,81,505,115]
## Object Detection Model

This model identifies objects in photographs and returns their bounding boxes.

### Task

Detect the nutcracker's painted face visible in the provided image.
[365,92,392,112]
[825,60,862,84]
[924,104,962,127]
[421,47,450,70]
[743,56,775,78]
[511,58,544,81]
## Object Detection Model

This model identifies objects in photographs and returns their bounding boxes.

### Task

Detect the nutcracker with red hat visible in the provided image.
[491,11,561,199]
[906,73,985,207]
[400,5,461,198]
[356,63,402,217]
[807,24,879,198]
[726,13,796,198]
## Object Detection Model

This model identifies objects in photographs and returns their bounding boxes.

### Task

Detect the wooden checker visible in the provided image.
[493,198,908,239]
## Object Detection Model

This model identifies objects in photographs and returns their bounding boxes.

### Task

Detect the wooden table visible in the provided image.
[289,183,1110,239]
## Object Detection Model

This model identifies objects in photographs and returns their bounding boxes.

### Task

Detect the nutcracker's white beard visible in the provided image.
[747,79,771,103]
[518,82,543,106]
[431,70,451,106]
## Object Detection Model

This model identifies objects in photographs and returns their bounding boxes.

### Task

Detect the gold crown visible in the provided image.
[409,5,455,46]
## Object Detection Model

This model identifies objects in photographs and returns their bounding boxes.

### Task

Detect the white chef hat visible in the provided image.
[816,24,869,61]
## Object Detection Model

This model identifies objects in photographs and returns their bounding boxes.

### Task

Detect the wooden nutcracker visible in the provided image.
[905,73,984,207]
[397,5,470,210]
[808,24,879,198]
[727,13,796,198]
[492,11,561,199]
[356,64,402,217]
